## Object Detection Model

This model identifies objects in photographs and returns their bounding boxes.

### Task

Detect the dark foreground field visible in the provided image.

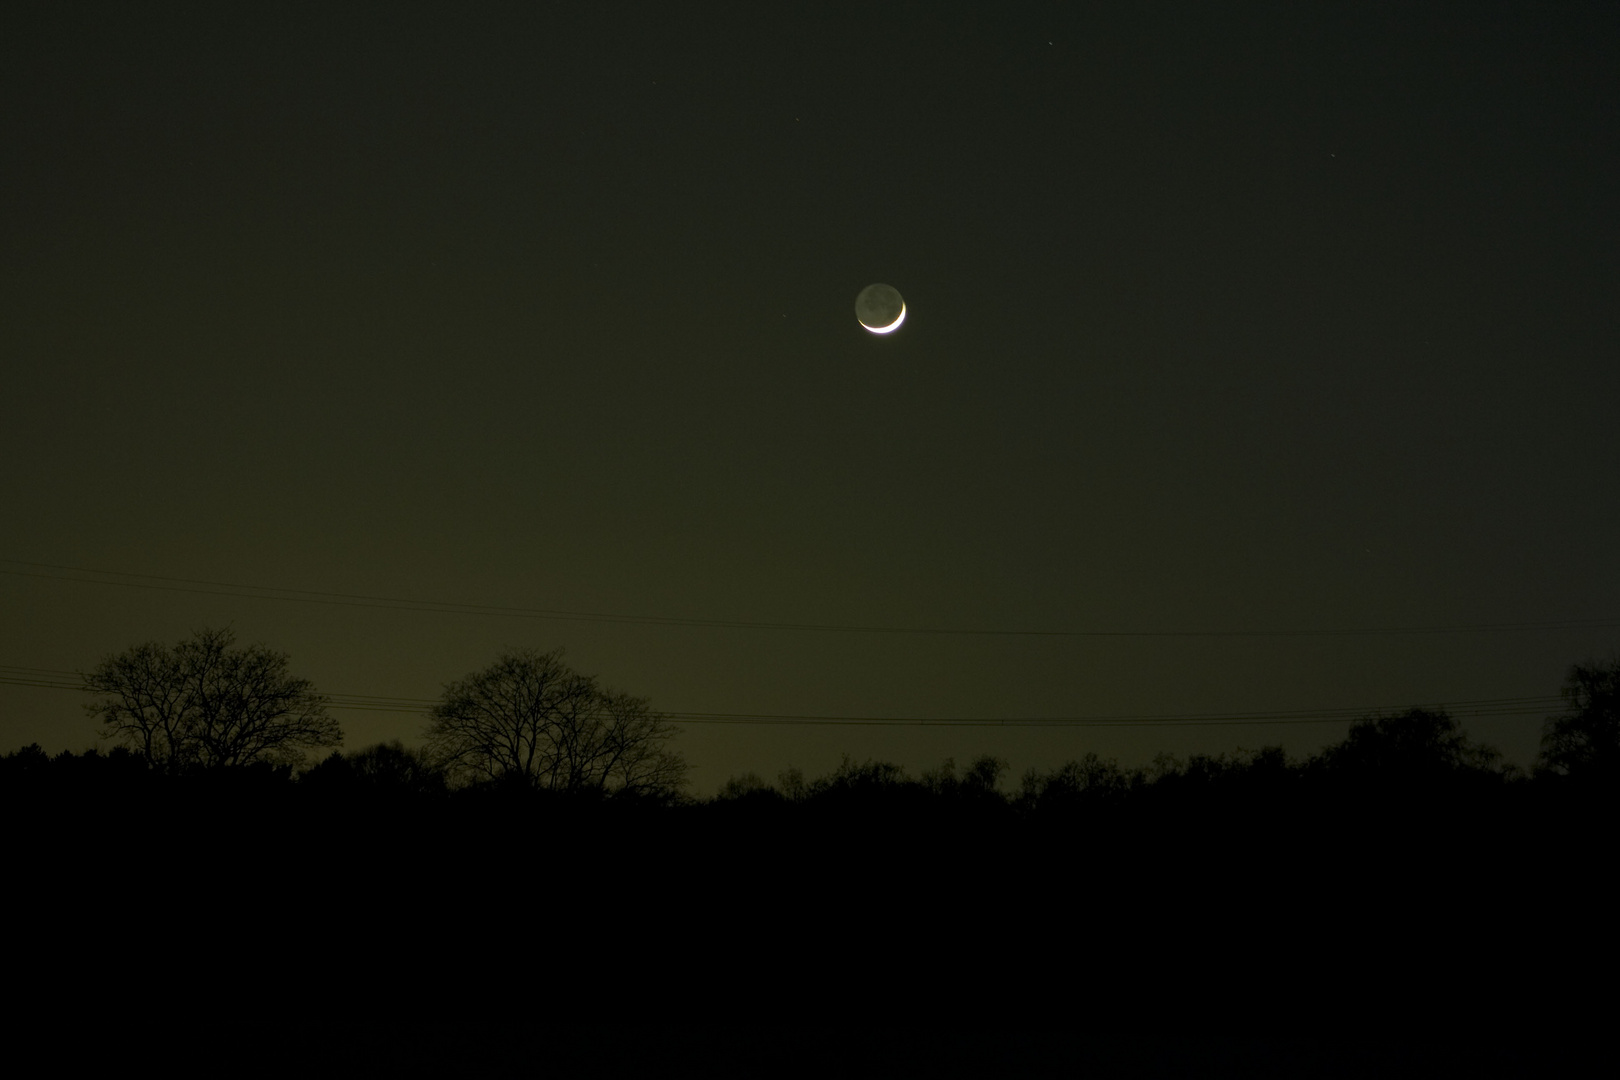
[6,750,1609,1076]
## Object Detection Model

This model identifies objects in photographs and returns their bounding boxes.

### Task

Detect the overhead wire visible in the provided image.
[1,665,1565,728]
[0,557,1590,730]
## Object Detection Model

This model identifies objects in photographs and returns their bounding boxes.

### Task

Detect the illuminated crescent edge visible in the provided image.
[860,302,906,334]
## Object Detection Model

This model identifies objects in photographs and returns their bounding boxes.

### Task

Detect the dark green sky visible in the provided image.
[4,0,1617,791]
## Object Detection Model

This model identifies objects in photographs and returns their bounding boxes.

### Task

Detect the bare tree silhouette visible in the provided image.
[424,648,686,798]
[82,627,340,774]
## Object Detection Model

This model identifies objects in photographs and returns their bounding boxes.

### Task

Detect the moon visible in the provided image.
[855,283,906,334]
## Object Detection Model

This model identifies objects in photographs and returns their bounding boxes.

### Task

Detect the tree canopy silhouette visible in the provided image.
[1540,658,1619,782]
[423,648,686,798]
[1018,752,1142,813]
[81,627,341,774]
[1310,707,1504,789]
[302,741,447,799]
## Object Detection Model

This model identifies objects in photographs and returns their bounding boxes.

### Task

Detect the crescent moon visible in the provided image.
[861,302,906,334]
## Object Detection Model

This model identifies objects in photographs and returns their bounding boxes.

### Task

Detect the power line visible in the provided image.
[661,696,1563,727]
[5,558,1617,639]
[3,666,1563,728]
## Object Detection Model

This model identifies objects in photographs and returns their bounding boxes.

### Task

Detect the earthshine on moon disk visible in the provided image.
[856,283,906,334]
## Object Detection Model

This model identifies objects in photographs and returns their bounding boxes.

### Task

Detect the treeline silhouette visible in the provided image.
[6,686,1616,857]
[8,695,1611,822]
[51,627,1618,823]
[6,654,1614,1065]
[5,695,1612,930]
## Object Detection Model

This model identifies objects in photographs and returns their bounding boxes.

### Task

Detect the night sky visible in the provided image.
[4,0,1617,793]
